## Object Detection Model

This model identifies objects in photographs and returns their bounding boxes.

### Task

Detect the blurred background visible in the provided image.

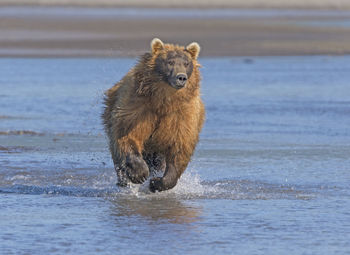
[1,0,350,57]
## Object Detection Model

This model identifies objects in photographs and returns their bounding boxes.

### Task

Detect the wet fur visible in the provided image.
[102,39,205,192]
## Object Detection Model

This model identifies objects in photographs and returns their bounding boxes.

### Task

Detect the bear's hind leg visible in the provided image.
[149,152,192,192]
[143,152,166,176]
[149,161,178,192]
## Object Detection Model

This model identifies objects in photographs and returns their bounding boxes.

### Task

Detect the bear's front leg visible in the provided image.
[149,162,178,192]
[125,153,149,184]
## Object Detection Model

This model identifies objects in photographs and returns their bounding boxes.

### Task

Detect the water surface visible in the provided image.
[1,56,350,254]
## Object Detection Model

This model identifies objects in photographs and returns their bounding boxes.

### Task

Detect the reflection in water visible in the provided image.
[108,196,202,224]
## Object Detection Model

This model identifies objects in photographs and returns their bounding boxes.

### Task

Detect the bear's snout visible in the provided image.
[175,73,188,88]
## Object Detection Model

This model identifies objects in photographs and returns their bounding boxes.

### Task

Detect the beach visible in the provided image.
[1,6,350,57]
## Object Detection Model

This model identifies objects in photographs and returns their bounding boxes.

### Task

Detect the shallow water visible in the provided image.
[1,56,350,254]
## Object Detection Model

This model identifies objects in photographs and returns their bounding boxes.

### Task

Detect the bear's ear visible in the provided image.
[151,38,164,55]
[186,42,201,59]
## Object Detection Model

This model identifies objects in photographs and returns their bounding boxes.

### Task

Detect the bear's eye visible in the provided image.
[168,60,175,66]
[184,62,189,67]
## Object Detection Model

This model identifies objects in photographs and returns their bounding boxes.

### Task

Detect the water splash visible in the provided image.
[109,170,315,200]
[0,168,315,200]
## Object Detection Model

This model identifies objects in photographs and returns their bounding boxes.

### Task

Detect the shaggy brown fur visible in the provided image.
[102,38,205,192]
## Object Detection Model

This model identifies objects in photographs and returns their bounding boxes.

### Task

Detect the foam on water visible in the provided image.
[0,169,315,201]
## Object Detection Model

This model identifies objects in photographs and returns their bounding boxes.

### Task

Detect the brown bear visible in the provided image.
[102,38,205,192]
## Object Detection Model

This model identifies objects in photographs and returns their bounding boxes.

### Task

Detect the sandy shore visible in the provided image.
[1,6,350,57]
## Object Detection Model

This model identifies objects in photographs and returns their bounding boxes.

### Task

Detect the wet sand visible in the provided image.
[1,7,350,57]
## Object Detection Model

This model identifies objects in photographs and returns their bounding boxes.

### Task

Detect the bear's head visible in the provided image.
[150,38,200,90]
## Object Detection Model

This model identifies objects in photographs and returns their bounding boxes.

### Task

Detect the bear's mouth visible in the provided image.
[169,82,186,90]
[172,83,186,89]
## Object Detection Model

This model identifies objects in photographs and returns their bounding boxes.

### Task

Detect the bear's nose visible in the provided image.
[176,73,187,86]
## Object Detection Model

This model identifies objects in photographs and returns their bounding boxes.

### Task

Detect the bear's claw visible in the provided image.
[125,154,149,184]
[126,168,149,184]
